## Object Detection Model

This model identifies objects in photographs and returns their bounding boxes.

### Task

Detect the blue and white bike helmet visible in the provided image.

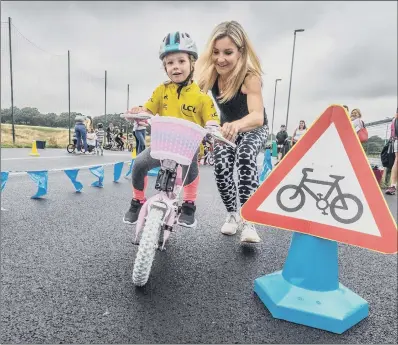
[159,31,198,60]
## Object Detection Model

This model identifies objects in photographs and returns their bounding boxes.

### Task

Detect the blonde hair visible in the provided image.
[85,117,93,131]
[351,108,362,118]
[195,21,263,103]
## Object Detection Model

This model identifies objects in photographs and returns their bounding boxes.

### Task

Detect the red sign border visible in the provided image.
[241,105,397,254]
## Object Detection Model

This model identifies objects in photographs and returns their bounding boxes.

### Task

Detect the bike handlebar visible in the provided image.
[120,113,236,148]
[205,125,237,148]
[120,112,153,121]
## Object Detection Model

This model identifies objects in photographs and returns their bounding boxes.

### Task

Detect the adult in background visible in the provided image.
[132,121,139,153]
[134,109,149,155]
[74,113,88,154]
[291,120,307,146]
[385,109,398,195]
[106,122,114,144]
[115,130,126,151]
[195,20,268,243]
[350,108,366,133]
[276,124,288,163]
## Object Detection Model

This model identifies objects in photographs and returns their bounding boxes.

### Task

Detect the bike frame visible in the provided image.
[124,113,236,250]
[134,161,185,250]
[202,142,214,161]
[297,174,348,210]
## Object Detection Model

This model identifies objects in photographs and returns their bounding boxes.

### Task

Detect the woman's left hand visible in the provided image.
[221,121,240,142]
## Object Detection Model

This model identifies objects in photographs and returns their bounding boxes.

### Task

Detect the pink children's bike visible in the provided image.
[122,113,235,286]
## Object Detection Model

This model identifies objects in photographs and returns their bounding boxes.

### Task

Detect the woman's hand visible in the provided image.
[221,121,240,142]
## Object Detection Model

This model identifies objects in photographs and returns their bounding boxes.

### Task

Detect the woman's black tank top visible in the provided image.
[211,76,268,126]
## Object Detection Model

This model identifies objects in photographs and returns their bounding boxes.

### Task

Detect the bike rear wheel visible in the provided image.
[276,185,305,212]
[329,193,363,224]
[132,207,163,286]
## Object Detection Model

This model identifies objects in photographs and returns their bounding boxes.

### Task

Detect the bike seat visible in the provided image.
[329,174,345,181]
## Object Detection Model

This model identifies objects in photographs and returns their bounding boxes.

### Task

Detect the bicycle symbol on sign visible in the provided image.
[276,168,363,224]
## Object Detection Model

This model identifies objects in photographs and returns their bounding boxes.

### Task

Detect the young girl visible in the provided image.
[195,21,268,243]
[95,122,105,156]
[123,31,220,228]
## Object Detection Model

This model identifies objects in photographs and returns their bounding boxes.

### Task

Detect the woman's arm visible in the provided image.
[221,75,264,141]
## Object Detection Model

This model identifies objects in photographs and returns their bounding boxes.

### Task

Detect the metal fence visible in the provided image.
[363,118,392,167]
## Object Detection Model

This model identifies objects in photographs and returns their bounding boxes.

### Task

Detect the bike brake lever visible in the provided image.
[208,130,237,149]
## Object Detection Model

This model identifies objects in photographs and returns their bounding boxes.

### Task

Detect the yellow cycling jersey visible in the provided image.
[144,81,220,127]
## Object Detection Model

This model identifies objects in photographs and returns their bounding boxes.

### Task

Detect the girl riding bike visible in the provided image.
[123,31,220,228]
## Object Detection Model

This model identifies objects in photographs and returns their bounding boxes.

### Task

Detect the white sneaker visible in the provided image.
[240,222,261,243]
[221,212,240,235]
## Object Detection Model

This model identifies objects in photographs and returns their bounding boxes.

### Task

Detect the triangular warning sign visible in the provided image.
[241,105,397,254]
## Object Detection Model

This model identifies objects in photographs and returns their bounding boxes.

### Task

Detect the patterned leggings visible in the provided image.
[214,126,269,212]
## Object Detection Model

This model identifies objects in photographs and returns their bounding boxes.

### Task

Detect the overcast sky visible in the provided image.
[1,1,397,131]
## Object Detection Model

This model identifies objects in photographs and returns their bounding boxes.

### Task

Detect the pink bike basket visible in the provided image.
[150,116,207,165]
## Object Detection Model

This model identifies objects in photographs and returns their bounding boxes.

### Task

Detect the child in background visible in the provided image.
[86,128,97,154]
[95,123,105,156]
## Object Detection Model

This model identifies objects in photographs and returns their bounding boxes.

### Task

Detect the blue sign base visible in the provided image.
[148,167,160,177]
[254,233,368,334]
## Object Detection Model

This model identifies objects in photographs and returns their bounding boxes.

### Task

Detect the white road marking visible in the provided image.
[1,152,131,161]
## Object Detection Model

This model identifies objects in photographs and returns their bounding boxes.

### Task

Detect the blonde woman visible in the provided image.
[350,108,364,133]
[196,21,268,243]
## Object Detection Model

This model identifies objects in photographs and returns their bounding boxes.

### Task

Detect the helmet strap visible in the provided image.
[176,66,194,99]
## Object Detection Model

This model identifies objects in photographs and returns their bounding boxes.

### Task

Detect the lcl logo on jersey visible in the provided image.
[181,104,196,117]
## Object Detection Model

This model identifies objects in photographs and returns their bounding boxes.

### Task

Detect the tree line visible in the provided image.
[0,107,383,150]
[0,106,135,132]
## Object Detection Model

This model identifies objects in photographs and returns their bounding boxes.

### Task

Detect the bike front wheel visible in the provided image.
[67,144,75,153]
[132,207,163,286]
[276,185,305,212]
[329,193,363,224]
[206,152,215,166]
